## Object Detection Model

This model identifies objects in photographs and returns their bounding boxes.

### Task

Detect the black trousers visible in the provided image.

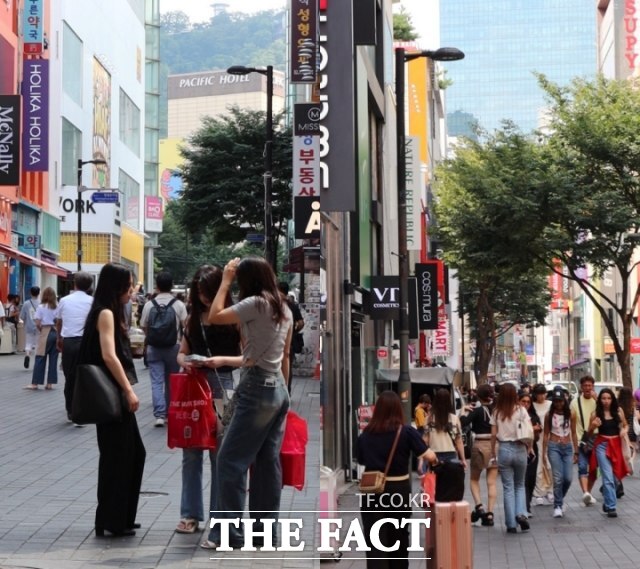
[360,479,412,569]
[61,337,83,416]
[525,451,538,513]
[95,411,146,531]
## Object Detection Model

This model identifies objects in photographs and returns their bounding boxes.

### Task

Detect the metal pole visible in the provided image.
[395,48,411,425]
[77,159,83,272]
[265,65,275,272]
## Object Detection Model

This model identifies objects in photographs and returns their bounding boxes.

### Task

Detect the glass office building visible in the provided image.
[440,1,597,136]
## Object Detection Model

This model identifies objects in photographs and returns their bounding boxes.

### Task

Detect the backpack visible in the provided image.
[146,298,178,348]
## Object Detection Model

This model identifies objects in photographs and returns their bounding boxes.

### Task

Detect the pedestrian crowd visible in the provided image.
[12,257,303,549]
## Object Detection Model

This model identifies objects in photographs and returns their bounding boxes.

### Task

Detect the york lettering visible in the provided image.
[59,198,97,214]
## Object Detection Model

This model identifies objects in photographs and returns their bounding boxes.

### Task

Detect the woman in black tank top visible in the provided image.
[587,388,629,518]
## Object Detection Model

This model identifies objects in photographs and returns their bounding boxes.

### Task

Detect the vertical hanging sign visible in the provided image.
[23,0,44,55]
[415,263,438,330]
[290,0,318,83]
[319,0,356,211]
[21,60,49,172]
[0,95,21,186]
[405,136,422,251]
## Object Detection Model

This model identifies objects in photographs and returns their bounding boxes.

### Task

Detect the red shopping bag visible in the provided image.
[280,411,308,490]
[421,471,437,508]
[168,371,216,449]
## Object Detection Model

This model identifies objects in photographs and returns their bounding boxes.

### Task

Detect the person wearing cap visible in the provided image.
[531,383,553,505]
[542,387,578,518]
[570,375,598,506]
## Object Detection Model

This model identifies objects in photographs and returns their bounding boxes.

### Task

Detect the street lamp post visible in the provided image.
[395,47,464,424]
[227,65,275,272]
[77,158,107,271]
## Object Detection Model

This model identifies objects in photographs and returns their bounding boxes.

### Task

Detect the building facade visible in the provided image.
[440,0,597,136]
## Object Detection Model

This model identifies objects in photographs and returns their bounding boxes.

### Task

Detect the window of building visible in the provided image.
[61,118,82,186]
[63,22,83,105]
[119,168,140,230]
[119,89,141,156]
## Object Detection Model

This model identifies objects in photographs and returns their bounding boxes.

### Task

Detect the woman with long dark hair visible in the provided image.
[357,391,437,569]
[78,263,146,537]
[425,388,467,465]
[205,256,292,549]
[519,391,541,518]
[542,388,577,518]
[175,266,242,542]
[588,388,629,518]
[461,383,497,526]
[490,383,532,534]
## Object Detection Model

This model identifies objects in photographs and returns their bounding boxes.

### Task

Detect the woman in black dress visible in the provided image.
[78,263,146,537]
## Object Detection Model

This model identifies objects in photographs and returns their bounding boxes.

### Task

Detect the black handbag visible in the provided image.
[71,364,125,425]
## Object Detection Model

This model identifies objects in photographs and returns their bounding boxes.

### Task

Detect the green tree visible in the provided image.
[160,11,191,35]
[393,7,418,41]
[434,125,551,382]
[177,106,292,269]
[528,75,640,389]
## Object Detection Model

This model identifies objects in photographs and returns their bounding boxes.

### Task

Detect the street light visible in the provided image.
[395,47,464,424]
[77,158,107,271]
[226,64,275,272]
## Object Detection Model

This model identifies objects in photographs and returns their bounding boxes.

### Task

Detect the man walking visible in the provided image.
[56,272,93,422]
[140,271,187,427]
[19,286,40,369]
[570,375,598,506]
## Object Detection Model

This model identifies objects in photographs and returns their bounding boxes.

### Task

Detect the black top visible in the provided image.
[461,404,493,435]
[185,320,241,374]
[77,307,137,386]
[599,416,620,437]
[356,425,428,477]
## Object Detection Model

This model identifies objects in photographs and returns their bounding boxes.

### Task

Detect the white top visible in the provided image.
[34,305,58,327]
[426,413,461,453]
[550,413,572,438]
[491,406,531,442]
[56,291,94,338]
[139,292,188,344]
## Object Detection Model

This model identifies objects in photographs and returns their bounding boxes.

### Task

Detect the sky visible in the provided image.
[160,0,287,23]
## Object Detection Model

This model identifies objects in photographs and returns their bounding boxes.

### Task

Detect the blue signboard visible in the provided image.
[92,192,119,203]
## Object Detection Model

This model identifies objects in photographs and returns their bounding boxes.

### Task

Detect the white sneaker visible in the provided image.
[534,496,545,506]
[154,418,165,427]
[546,493,554,504]
[553,507,563,518]
[582,492,596,506]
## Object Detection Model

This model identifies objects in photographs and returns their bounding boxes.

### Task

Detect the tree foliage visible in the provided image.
[528,75,640,388]
[177,106,292,265]
[393,7,418,41]
[160,10,286,73]
[434,125,551,382]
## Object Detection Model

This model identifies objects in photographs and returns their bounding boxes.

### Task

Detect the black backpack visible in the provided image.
[146,298,178,348]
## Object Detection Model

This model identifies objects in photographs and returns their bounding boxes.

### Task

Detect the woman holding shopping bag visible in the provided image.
[205,256,292,549]
[175,265,242,540]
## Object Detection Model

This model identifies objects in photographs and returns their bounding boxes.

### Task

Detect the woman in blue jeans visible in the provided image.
[490,383,532,534]
[542,388,577,518]
[588,388,629,518]
[204,256,292,550]
[175,265,242,536]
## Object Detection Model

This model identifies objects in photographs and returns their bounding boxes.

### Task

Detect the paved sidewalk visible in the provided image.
[336,459,640,568]
[0,353,320,569]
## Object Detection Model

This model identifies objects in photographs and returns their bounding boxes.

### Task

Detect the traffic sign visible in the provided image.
[92,191,119,203]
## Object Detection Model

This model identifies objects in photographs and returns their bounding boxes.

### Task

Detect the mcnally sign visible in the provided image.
[0,95,21,186]
[168,70,285,99]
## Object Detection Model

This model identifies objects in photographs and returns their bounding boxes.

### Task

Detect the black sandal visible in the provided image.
[471,504,485,523]
[481,511,494,526]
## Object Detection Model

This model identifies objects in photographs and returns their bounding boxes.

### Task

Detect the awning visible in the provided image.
[0,244,69,277]
[376,367,455,386]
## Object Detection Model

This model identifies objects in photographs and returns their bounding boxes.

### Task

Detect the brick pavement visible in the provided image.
[336,457,640,569]
[0,353,320,569]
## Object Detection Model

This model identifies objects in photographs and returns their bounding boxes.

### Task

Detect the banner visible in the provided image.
[415,263,438,330]
[22,60,49,172]
[92,59,111,187]
[293,135,320,196]
[294,196,320,239]
[23,0,44,55]
[290,0,318,83]
[145,196,163,233]
[405,136,422,251]
[432,315,450,357]
[0,95,21,186]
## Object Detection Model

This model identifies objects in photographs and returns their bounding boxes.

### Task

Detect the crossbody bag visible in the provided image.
[578,397,595,455]
[359,426,403,494]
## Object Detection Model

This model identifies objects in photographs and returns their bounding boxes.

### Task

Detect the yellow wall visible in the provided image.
[121,226,145,282]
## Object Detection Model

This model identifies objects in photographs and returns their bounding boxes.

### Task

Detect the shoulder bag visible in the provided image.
[578,397,595,456]
[359,426,403,493]
[71,364,124,425]
[516,406,534,446]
